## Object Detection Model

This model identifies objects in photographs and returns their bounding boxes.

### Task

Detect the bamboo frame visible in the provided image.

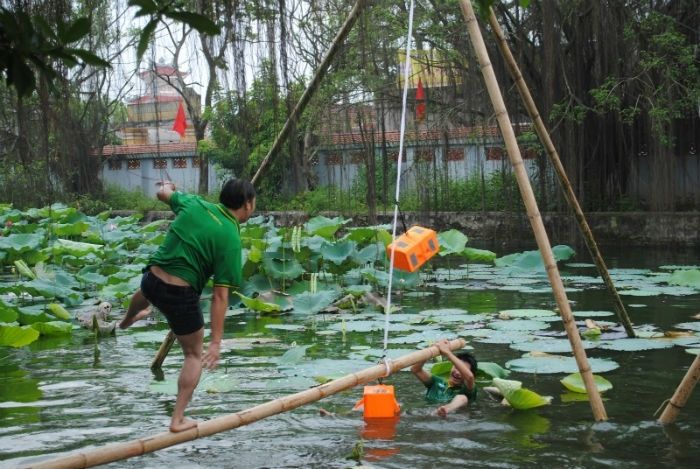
[658,354,700,425]
[151,0,368,370]
[486,9,635,338]
[457,0,607,421]
[25,339,465,469]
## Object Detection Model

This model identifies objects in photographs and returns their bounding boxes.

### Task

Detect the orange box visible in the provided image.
[359,384,401,419]
[386,226,439,272]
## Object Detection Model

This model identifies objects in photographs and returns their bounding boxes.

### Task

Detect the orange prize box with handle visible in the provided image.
[386,226,439,272]
[354,384,401,419]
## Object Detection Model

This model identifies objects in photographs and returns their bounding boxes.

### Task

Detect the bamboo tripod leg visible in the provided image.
[486,9,635,338]
[658,354,700,425]
[457,0,607,421]
[26,339,466,469]
[150,0,367,368]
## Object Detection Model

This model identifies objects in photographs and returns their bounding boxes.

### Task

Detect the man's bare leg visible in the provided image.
[119,289,152,329]
[170,328,204,432]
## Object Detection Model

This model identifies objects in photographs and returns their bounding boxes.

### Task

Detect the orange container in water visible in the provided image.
[356,384,401,419]
[386,226,439,272]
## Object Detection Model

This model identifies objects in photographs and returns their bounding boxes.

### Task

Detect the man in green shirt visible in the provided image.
[119,178,256,432]
[411,339,477,416]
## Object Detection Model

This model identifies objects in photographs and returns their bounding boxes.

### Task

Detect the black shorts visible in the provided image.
[140,270,204,336]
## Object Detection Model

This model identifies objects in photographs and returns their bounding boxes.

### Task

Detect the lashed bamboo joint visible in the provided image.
[24,339,465,469]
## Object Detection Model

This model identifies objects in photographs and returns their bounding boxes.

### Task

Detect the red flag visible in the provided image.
[172,102,187,137]
[415,77,426,123]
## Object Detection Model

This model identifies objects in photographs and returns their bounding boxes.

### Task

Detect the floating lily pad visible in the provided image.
[264,324,306,331]
[489,320,550,332]
[510,339,597,353]
[565,263,596,268]
[674,322,700,332]
[477,362,510,379]
[560,373,613,393]
[499,309,556,318]
[597,338,674,351]
[668,269,700,289]
[686,349,700,355]
[506,355,619,374]
[573,310,615,318]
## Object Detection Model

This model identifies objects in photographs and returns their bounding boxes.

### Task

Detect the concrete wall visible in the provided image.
[131,209,700,247]
[100,156,218,197]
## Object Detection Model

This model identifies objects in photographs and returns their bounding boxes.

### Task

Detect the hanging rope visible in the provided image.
[381,0,416,364]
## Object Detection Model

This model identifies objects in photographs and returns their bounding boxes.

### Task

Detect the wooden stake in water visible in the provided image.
[658,354,700,425]
[24,339,465,469]
[456,0,607,421]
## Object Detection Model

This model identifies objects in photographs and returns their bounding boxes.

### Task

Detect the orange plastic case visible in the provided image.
[386,226,439,272]
[356,384,401,419]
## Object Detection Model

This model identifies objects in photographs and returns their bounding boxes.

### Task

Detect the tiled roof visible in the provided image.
[139,65,186,78]
[128,95,182,104]
[322,125,518,146]
[94,142,196,157]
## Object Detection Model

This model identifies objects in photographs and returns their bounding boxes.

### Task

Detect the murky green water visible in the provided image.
[2,245,700,468]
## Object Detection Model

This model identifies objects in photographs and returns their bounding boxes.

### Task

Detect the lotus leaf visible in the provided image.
[673,322,700,332]
[668,269,700,289]
[46,303,71,321]
[30,321,72,336]
[462,247,497,263]
[477,362,510,379]
[430,360,453,377]
[321,240,356,265]
[490,319,550,332]
[0,300,19,323]
[352,242,386,264]
[263,256,304,280]
[499,309,556,318]
[504,388,552,410]
[276,344,313,365]
[492,377,522,394]
[304,215,350,239]
[506,355,619,374]
[0,324,40,347]
[686,348,700,355]
[51,238,103,257]
[438,229,468,256]
[597,338,674,351]
[573,310,614,318]
[292,291,340,315]
[236,292,282,313]
[560,373,613,394]
[510,339,597,353]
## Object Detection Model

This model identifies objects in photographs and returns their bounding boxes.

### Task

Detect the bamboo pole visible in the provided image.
[151,0,367,370]
[457,0,607,421]
[658,353,700,425]
[251,0,366,185]
[486,9,635,338]
[25,339,465,469]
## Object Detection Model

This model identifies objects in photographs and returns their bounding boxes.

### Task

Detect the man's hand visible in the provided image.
[202,341,221,370]
[437,405,449,417]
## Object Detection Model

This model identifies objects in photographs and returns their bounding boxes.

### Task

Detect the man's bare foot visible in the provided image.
[170,417,198,433]
[119,307,152,330]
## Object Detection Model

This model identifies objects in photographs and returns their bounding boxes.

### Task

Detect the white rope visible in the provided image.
[382,0,416,357]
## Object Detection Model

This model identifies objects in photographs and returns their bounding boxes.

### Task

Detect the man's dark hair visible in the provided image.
[455,351,478,374]
[219,178,256,209]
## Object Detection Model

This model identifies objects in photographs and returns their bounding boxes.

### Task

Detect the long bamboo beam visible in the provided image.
[25,339,465,469]
[151,0,367,370]
[486,9,635,338]
[457,0,607,421]
[658,353,700,425]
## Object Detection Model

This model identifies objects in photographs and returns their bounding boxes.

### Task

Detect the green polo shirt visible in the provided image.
[148,192,242,293]
[424,375,477,404]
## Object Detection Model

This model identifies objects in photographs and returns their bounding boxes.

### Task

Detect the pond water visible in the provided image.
[2,244,700,468]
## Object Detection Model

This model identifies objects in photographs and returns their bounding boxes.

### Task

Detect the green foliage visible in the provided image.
[0,7,109,97]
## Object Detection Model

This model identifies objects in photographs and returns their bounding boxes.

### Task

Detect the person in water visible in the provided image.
[119,178,255,432]
[411,339,477,416]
